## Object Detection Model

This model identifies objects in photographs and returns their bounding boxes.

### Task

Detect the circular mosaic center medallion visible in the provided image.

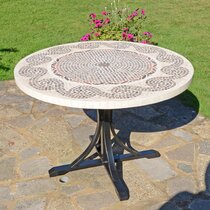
[51,49,157,85]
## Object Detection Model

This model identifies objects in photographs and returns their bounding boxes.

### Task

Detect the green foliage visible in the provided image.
[81,1,153,43]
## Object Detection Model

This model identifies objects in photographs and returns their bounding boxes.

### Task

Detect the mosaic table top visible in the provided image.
[14,41,194,109]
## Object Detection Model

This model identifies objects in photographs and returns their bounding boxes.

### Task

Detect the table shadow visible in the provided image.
[0,48,18,52]
[84,90,198,130]
[159,163,210,210]
[84,90,199,152]
[0,47,18,71]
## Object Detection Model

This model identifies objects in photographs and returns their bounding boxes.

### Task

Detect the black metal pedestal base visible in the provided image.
[49,110,160,201]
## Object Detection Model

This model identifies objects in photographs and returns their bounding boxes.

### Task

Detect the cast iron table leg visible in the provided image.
[49,109,160,201]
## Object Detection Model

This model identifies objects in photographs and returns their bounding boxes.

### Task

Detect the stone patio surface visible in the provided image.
[0,80,210,210]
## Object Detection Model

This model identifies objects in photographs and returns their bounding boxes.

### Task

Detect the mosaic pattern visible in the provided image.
[15,41,193,103]
[26,54,52,65]
[145,77,176,91]
[77,42,101,49]
[52,49,156,85]
[132,45,190,79]
[47,46,72,55]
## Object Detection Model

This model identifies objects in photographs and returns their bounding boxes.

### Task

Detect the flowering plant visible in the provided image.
[81,2,155,44]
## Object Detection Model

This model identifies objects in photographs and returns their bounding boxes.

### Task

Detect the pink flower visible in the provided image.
[94,32,101,37]
[122,32,127,40]
[128,9,139,20]
[143,32,152,38]
[132,11,138,17]
[81,37,88,41]
[141,9,145,16]
[93,19,101,24]
[80,36,88,41]
[89,13,96,19]
[95,23,103,28]
[127,33,134,40]
[101,11,107,15]
[123,28,129,32]
[141,40,147,44]
[104,18,110,24]
[80,33,90,41]
[127,15,133,21]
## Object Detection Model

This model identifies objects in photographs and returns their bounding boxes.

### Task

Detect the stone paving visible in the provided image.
[0,80,210,210]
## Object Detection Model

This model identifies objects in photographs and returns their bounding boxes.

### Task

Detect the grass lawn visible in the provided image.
[0,0,210,117]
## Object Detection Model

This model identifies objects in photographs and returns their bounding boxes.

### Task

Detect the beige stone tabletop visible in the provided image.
[14,41,194,109]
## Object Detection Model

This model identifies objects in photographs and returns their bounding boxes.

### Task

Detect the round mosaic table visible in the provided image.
[14,41,194,201]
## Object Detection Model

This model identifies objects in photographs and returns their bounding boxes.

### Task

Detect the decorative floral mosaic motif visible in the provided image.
[18,42,191,100]
[52,49,156,85]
